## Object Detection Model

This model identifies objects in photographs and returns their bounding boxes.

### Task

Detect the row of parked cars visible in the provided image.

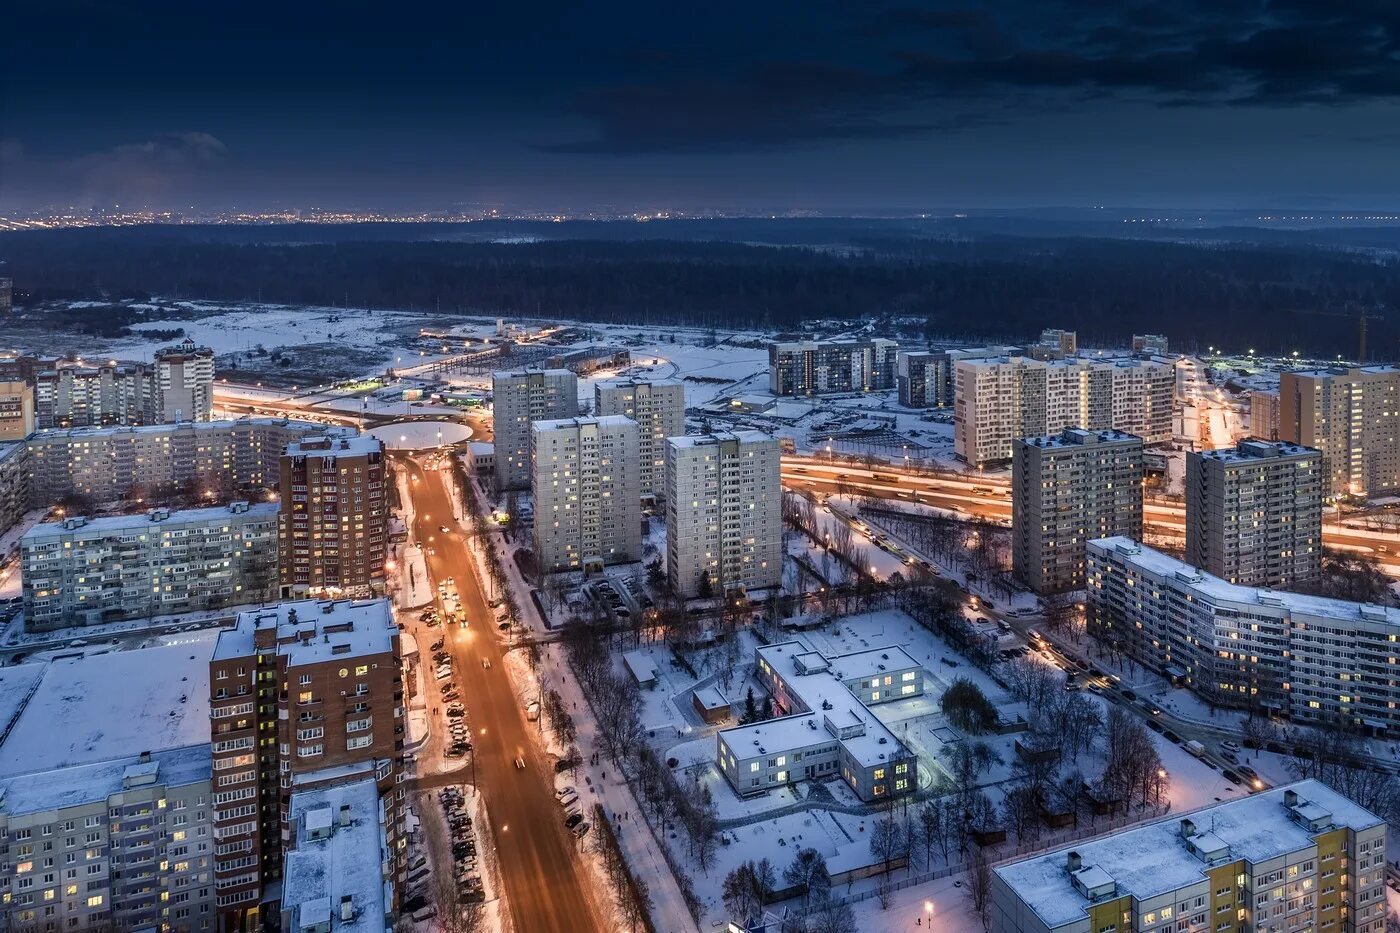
[430,640,472,759]
[553,784,590,838]
[437,787,485,904]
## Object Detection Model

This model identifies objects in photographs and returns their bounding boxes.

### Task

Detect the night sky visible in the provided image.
[5,0,1400,212]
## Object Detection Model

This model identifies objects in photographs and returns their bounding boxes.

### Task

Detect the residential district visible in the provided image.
[0,317,1398,933]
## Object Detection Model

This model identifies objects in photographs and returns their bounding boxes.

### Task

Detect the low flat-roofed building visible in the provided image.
[282,775,395,933]
[991,780,1387,933]
[716,640,920,802]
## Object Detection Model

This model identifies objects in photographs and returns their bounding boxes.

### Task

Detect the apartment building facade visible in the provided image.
[992,781,1388,933]
[0,641,221,933]
[1251,389,1281,440]
[491,369,579,491]
[210,599,406,931]
[1186,440,1323,589]
[1012,428,1144,594]
[0,380,35,441]
[896,350,951,409]
[594,376,686,500]
[665,431,782,598]
[1279,365,1400,498]
[531,416,641,573]
[1087,537,1400,733]
[27,417,343,506]
[768,338,898,396]
[282,776,395,932]
[954,356,1175,466]
[717,641,921,802]
[0,443,29,539]
[1131,333,1169,355]
[278,435,387,599]
[154,338,217,422]
[21,501,278,631]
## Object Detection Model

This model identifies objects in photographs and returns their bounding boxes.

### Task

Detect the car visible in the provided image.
[564,812,584,828]
[1236,764,1258,779]
[497,621,510,631]
[439,525,451,533]
[430,640,444,652]
[481,658,491,669]
[554,757,579,773]
[445,745,466,758]
[1088,683,1102,694]
[447,706,466,719]
[1220,740,1240,753]
[514,756,525,770]
[1221,749,1238,763]
[1027,630,1042,642]
[1222,769,1241,785]
[555,786,575,800]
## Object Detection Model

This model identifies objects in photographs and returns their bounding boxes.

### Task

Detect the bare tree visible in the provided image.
[965,847,995,932]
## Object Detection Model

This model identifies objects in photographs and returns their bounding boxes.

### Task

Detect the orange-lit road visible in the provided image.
[397,455,601,933]
[782,455,1400,572]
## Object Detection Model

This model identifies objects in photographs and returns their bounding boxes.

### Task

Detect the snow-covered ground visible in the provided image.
[367,420,474,450]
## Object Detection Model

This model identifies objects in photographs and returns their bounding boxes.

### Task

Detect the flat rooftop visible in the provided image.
[531,414,636,433]
[1090,538,1400,629]
[667,430,774,450]
[995,780,1383,930]
[286,434,383,458]
[1196,439,1318,463]
[217,598,398,668]
[0,744,211,817]
[0,633,217,777]
[1020,428,1142,450]
[23,501,277,542]
[285,776,390,931]
[27,416,331,442]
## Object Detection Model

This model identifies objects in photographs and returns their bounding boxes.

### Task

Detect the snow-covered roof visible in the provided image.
[531,414,636,434]
[0,633,216,781]
[667,430,775,450]
[622,650,658,684]
[594,376,683,390]
[285,434,383,458]
[28,416,334,442]
[467,441,494,455]
[995,781,1383,929]
[1019,428,1141,450]
[284,776,390,931]
[217,599,398,668]
[1195,439,1317,464]
[0,745,210,817]
[826,645,920,682]
[23,501,276,542]
[1089,538,1400,628]
[693,686,728,711]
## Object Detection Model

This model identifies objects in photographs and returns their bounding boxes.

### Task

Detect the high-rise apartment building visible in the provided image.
[954,356,1174,466]
[154,338,217,422]
[1012,428,1143,594]
[594,376,686,499]
[1088,537,1400,730]
[665,431,782,598]
[0,443,28,539]
[210,598,405,930]
[1250,388,1280,440]
[491,369,579,491]
[1037,327,1077,356]
[33,360,153,429]
[767,338,898,396]
[531,416,641,573]
[1279,365,1400,497]
[0,380,34,440]
[282,775,396,932]
[27,418,345,506]
[0,639,221,933]
[992,780,1387,933]
[896,351,949,409]
[278,435,387,599]
[22,501,278,630]
[1186,439,1322,589]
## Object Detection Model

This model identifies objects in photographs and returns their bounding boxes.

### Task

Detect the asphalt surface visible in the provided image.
[398,455,602,933]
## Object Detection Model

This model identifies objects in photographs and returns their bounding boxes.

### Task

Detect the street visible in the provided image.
[397,455,603,933]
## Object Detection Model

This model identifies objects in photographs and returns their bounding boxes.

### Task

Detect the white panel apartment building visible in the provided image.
[665,431,781,598]
[1011,428,1143,594]
[26,418,346,506]
[531,416,641,573]
[0,639,219,933]
[21,501,279,631]
[1186,440,1323,589]
[717,641,921,802]
[992,781,1387,933]
[594,377,685,500]
[491,369,579,491]
[767,338,899,396]
[1087,537,1400,734]
[1279,365,1400,497]
[954,357,1175,467]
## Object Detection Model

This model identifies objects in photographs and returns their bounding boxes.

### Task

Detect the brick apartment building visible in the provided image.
[278,435,387,599]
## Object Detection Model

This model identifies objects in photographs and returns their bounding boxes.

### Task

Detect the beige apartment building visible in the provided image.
[992,781,1388,933]
[594,376,685,500]
[1279,365,1400,498]
[154,338,217,422]
[0,380,35,440]
[277,435,387,598]
[954,356,1174,466]
[491,369,579,490]
[665,431,782,598]
[210,598,406,931]
[1186,440,1322,589]
[1012,428,1143,594]
[531,415,641,573]
[1250,388,1280,440]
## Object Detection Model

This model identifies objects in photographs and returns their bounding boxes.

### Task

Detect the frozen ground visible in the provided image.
[367,420,474,450]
